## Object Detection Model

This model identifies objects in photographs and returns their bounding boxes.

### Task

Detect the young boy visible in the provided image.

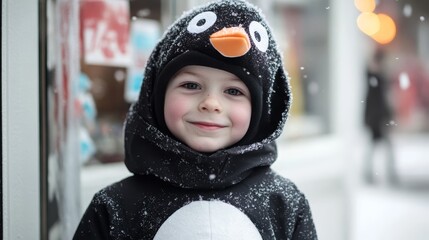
[74,1,317,239]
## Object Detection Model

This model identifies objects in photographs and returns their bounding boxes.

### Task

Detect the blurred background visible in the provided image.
[2,0,429,239]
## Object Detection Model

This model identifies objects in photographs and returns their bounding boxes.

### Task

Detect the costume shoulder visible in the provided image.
[73,186,114,239]
[73,176,149,240]
[73,179,127,240]
[262,170,318,239]
[74,175,185,240]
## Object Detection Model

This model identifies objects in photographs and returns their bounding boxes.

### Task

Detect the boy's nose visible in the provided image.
[199,95,222,113]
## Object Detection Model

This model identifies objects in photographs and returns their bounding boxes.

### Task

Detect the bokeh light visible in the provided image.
[354,0,376,13]
[371,14,397,44]
[354,0,397,44]
[357,12,381,36]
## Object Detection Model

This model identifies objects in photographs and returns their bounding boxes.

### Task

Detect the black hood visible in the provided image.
[124,0,291,189]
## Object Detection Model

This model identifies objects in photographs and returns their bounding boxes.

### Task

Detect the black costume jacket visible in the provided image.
[74,1,317,239]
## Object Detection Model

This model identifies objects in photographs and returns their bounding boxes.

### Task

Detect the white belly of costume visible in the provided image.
[153,200,263,240]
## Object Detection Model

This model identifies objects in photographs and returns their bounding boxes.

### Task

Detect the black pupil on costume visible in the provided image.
[197,19,206,26]
[254,31,261,42]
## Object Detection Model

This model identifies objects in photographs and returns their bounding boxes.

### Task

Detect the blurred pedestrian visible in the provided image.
[363,47,398,185]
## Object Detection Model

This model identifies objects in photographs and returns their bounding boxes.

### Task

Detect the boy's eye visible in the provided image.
[181,82,200,90]
[225,88,243,96]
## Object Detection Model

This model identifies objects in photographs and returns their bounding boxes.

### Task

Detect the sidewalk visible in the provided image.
[350,132,429,240]
[351,184,429,240]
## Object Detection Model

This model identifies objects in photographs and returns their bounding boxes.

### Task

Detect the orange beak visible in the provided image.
[209,27,251,58]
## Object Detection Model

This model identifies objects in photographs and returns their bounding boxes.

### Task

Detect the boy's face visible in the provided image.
[164,65,251,152]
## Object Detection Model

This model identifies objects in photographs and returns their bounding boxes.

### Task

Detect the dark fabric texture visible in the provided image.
[75,1,317,239]
[74,168,317,240]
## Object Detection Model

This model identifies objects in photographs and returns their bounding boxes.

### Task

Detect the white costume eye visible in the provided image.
[187,11,217,34]
[249,21,269,52]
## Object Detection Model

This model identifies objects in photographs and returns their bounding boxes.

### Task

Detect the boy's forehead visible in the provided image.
[175,65,243,81]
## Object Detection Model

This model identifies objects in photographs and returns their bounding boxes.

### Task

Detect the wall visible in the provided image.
[2,0,40,239]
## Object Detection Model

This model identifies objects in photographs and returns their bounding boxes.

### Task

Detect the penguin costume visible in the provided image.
[74,1,317,239]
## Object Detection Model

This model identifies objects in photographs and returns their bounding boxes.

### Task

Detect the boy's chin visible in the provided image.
[184,139,234,153]
[187,143,223,153]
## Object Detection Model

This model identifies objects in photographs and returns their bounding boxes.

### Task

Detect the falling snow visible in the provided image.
[369,76,379,87]
[403,4,412,18]
[209,174,217,180]
[399,72,410,90]
[386,120,398,127]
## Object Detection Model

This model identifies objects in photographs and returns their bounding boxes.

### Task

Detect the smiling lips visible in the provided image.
[190,121,226,130]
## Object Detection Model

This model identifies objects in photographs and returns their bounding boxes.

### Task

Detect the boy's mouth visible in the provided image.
[189,121,226,130]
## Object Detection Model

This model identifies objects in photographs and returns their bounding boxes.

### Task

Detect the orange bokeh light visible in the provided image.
[354,0,376,13]
[357,12,380,36]
[371,14,396,44]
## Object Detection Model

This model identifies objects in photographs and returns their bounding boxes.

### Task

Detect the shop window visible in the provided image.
[41,0,163,238]
[269,0,332,139]
[79,0,162,165]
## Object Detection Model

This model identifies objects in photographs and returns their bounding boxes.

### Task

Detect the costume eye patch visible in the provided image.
[187,11,217,34]
[249,21,269,52]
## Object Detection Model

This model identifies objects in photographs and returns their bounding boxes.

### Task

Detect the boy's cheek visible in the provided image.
[165,96,188,123]
[230,105,251,126]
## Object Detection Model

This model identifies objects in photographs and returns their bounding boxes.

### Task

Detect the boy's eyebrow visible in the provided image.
[175,70,200,79]
[228,76,244,82]
[177,69,243,82]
